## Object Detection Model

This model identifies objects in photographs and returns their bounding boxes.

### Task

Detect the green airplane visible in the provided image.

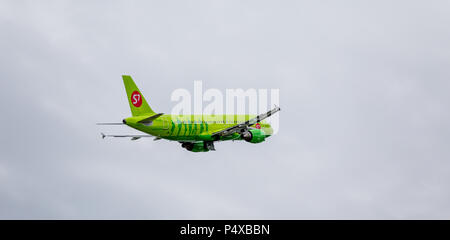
[99,75,280,152]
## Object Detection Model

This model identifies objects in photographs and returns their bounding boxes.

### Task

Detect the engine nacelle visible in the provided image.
[241,129,266,144]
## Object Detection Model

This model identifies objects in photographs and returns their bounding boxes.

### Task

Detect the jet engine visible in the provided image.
[241,129,266,143]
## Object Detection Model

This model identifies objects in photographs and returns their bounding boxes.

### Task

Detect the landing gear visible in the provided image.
[181,141,215,152]
[204,141,215,151]
[181,142,194,151]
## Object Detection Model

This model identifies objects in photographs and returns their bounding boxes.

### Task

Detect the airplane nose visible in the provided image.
[122,119,127,124]
[264,125,274,135]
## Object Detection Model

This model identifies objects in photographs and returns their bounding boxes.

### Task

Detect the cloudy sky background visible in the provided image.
[1,0,449,219]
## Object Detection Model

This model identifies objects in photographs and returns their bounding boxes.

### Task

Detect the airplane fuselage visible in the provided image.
[124,114,273,142]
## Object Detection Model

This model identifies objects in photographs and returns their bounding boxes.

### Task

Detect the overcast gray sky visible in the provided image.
[1,0,450,219]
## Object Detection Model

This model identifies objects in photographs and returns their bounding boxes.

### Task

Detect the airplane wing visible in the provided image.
[211,106,280,138]
[101,133,154,141]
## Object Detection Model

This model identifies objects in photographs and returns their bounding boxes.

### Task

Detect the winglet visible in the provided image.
[274,104,281,111]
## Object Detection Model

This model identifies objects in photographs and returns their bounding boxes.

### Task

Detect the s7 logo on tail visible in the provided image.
[131,91,142,107]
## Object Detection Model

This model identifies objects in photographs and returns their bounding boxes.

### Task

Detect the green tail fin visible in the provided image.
[122,75,155,116]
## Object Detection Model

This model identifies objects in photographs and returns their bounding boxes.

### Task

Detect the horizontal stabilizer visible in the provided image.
[138,113,164,124]
[101,132,154,140]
